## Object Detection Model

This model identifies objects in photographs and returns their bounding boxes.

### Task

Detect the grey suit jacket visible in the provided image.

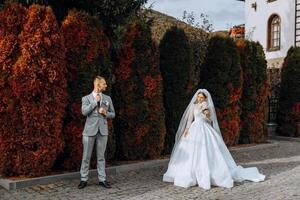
[81,92,115,136]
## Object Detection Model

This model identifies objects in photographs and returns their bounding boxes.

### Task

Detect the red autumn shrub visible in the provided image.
[61,10,112,170]
[114,20,166,160]
[217,82,243,145]
[237,40,269,144]
[277,47,300,137]
[9,4,67,177]
[200,36,243,146]
[0,3,27,176]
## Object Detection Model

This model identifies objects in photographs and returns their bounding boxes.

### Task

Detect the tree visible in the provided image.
[113,19,166,159]
[181,11,213,97]
[0,3,27,176]
[60,10,112,170]
[277,47,300,137]
[159,26,193,153]
[2,4,67,176]
[7,0,147,33]
[200,36,243,145]
[238,40,269,144]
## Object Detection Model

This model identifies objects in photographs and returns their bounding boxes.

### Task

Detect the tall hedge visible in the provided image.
[200,36,243,146]
[277,47,300,137]
[13,0,147,40]
[1,4,67,177]
[159,26,193,153]
[113,19,166,160]
[0,3,27,176]
[60,10,113,170]
[237,40,269,144]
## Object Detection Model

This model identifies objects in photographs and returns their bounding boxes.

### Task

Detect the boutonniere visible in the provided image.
[103,100,109,106]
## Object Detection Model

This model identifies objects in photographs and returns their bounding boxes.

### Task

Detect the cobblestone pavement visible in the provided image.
[1,140,300,200]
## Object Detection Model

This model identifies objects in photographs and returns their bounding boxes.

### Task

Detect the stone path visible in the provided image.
[1,140,300,200]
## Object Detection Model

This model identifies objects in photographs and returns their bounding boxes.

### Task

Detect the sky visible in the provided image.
[145,0,245,31]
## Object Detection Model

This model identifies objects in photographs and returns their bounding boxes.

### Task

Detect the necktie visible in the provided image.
[97,93,101,108]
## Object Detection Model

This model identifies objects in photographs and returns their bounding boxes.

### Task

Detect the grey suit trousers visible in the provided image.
[80,131,108,182]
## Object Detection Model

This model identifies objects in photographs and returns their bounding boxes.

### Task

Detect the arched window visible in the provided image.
[267,15,281,51]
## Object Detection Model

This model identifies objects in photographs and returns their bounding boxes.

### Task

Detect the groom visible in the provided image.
[78,76,115,189]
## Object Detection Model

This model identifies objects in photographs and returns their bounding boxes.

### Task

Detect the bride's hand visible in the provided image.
[184,128,189,137]
[203,109,210,119]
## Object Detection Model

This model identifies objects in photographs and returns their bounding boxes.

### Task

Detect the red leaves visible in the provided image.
[115,59,132,80]
[0,4,67,177]
[293,103,300,114]
[62,121,84,169]
[215,76,243,146]
[0,3,27,176]
[237,41,269,143]
[229,25,245,39]
[144,75,162,98]
[115,34,135,82]
[114,21,166,160]
[135,124,151,144]
[292,102,300,136]
[61,10,112,169]
[62,10,109,67]
[217,104,241,146]
[227,82,243,104]
[250,84,269,142]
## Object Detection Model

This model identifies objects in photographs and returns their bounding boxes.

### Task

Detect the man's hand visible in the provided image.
[98,107,107,116]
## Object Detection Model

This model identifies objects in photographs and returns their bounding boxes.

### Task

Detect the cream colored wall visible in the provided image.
[245,0,295,66]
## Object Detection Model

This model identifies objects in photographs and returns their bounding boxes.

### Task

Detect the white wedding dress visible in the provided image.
[163,89,265,189]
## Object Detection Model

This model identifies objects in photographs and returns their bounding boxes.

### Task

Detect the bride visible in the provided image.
[163,89,265,189]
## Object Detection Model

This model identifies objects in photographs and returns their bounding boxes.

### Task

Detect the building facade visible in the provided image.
[243,0,300,68]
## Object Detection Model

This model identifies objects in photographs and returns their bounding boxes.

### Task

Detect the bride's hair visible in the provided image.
[194,92,207,104]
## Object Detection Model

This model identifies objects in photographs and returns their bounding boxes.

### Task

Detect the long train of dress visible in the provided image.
[163,103,265,189]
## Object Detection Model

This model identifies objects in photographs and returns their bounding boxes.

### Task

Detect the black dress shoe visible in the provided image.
[99,180,112,188]
[78,181,87,189]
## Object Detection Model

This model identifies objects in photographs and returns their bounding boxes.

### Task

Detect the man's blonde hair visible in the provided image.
[94,76,105,84]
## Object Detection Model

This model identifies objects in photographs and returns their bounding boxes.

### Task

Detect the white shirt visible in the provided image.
[92,91,103,106]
